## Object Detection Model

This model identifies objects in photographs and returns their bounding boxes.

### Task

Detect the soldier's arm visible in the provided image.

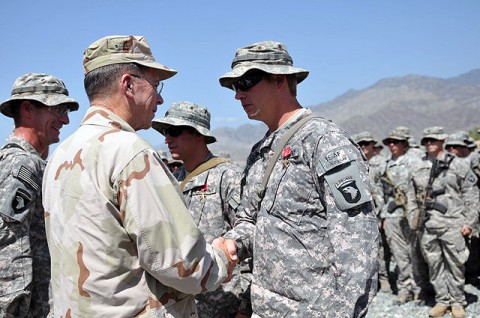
[314,137,379,317]
[117,149,230,294]
[458,164,480,230]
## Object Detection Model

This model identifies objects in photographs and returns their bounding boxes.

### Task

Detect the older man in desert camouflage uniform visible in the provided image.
[407,127,479,318]
[152,102,251,317]
[217,41,379,317]
[0,73,78,317]
[42,35,236,317]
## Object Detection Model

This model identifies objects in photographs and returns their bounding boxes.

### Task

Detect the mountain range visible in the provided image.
[209,69,480,165]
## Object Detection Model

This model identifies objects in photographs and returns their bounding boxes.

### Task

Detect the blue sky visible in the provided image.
[0,1,479,152]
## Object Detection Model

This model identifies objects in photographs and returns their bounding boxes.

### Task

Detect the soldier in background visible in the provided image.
[217,40,379,317]
[407,127,479,318]
[42,35,236,317]
[378,127,425,305]
[0,73,79,317]
[353,131,392,293]
[374,141,385,157]
[152,101,252,318]
[445,132,480,286]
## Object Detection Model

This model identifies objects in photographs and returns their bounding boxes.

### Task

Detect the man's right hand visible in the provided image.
[212,237,238,282]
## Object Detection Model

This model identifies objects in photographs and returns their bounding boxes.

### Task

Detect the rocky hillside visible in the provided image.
[210,69,480,165]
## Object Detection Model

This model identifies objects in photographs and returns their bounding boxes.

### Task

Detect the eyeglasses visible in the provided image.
[231,73,267,92]
[422,138,439,144]
[385,139,403,145]
[46,105,70,116]
[446,144,464,149]
[163,126,192,137]
[129,74,164,95]
[358,141,373,147]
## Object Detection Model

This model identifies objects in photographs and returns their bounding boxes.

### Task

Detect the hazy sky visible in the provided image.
[0,1,478,152]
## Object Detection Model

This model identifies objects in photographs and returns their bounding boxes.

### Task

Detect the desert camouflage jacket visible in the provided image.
[42,106,229,318]
[226,109,379,318]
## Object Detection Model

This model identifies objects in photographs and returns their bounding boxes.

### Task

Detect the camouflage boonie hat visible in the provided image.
[152,101,217,144]
[0,73,79,118]
[382,127,410,145]
[408,136,420,148]
[421,126,448,145]
[352,131,376,144]
[83,35,177,80]
[445,131,469,147]
[219,41,309,89]
[467,137,477,149]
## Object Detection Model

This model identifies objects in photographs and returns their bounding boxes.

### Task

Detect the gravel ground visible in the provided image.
[366,283,480,318]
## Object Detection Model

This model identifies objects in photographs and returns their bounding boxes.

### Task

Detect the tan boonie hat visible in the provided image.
[83,35,177,80]
[382,127,410,145]
[421,126,448,145]
[352,131,376,144]
[152,101,217,144]
[445,132,469,147]
[0,73,79,118]
[219,40,309,89]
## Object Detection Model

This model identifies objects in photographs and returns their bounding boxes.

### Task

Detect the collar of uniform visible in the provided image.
[260,108,312,153]
[80,106,136,133]
[7,134,43,158]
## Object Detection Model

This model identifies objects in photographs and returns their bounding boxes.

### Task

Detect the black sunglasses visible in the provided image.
[231,72,267,92]
[422,138,439,144]
[385,139,403,145]
[358,141,374,147]
[163,126,192,137]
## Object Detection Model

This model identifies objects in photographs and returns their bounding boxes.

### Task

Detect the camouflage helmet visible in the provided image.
[445,131,469,148]
[219,41,309,89]
[152,101,217,144]
[352,131,376,144]
[420,126,448,145]
[0,73,79,118]
[382,127,410,145]
[83,35,177,80]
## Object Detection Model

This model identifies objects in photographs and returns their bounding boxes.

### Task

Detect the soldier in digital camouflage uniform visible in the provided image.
[377,127,430,305]
[0,73,79,318]
[42,35,236,318]
[445,132,480,286]
[353,131,392,293]
[217,41,379,318]
[407,127,479,318]
[152,101,252,317]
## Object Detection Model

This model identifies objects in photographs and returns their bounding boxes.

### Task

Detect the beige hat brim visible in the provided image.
[219,62,309,88]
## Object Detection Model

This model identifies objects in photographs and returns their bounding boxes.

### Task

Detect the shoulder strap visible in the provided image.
[255,114,315,202]
[180,157,229,189]
[1,143,25,151]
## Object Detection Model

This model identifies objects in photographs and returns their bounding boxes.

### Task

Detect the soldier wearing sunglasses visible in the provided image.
[407,127,479,318]
[153,101,251,318]
[216,41,379,318]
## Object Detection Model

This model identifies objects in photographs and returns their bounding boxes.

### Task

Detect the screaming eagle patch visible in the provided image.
[12,188,32,213]
[335,176,361,204]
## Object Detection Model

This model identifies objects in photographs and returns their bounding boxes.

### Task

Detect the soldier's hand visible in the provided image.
[212,237,238,282]
[461,225,472,237]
